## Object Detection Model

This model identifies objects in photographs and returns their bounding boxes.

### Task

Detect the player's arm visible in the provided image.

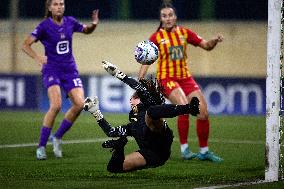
[138,64,150,80]
[97,119,129,137]
[102,60,155,106]
[83,9,99,34]
[83,96,129,137]
[198,34,224,51]
[22,35,47,66]
[102,60,144,91]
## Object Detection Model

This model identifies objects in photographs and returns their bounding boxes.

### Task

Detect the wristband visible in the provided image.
[115,71,126,80]
[92,110,103,121]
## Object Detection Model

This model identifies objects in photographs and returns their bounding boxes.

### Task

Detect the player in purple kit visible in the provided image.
[22,0,99,160]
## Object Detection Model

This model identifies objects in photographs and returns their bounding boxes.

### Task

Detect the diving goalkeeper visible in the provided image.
[83,61,200,173]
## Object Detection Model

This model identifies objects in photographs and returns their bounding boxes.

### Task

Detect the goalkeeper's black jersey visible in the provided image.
[123,109,174,156]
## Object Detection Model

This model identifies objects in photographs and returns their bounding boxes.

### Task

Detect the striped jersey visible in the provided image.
[149,26,202,80]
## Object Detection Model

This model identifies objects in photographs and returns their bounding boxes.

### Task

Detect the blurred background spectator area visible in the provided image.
[0,0,267,20]
[0,0,267,76]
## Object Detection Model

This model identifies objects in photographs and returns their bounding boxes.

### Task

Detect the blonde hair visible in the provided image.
[44,0,53,18]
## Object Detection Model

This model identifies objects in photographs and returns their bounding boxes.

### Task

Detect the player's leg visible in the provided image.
[187,90,223,162]
[123,152,147,171]
[167,87,195,160]
[52,74,84,158]
[187,90,209,150]
[37,85,62,160]
[146,97,199,119]
[52,87,84,158]
[103,138,148,173]
[145,98,199,133]
[58,87,84,136]
[64,87,85,122]
[107,150,146,173]
[173,77,203,160]
[55,76,84,138]
[102,137,131,173]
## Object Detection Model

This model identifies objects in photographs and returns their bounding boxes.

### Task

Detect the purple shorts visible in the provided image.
[42,70,83,93]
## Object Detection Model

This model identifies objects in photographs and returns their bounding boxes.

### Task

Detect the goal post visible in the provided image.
[265,0,283,182]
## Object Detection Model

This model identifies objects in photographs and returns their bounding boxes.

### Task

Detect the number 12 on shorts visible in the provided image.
[73,78,83,87]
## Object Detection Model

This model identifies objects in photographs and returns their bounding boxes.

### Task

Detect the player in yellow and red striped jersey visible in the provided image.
[138,2,223,162]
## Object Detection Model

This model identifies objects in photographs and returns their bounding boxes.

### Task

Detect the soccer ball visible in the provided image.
[134,40,159,65]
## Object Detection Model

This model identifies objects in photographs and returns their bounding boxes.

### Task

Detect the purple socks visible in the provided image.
[38,126,51,147]
[38,119,72,147]
[54,119,73,139]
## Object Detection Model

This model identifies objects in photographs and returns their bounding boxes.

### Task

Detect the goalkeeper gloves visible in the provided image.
[84,96,103,121]
[102,60,126,80]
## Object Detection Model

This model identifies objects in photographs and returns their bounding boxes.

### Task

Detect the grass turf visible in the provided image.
[0,111,283,188]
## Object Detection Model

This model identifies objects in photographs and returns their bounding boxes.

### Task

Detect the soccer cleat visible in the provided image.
[36,146,47,160]
[181,147,197,160]
[196,151,223,163]
[51,136,63,158]
[102,137,128,150]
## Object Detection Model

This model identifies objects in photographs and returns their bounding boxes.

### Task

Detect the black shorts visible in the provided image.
[138,148,171,168]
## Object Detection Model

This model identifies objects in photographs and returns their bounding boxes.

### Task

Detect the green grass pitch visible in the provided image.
[0,111,283,189]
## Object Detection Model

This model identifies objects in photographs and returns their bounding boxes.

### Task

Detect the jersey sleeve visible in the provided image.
[149,32,158,46]
[97,118,131,137]
[186,29,203,46]
[69,16,84,33]
[31,21,45,42]
[108,124,132,137]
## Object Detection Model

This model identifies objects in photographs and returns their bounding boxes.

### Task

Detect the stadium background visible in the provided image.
[1,1,280,188]
[0,0,267,114]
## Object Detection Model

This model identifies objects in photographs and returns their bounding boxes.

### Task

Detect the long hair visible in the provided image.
[138,77,165,106]
[44,0,53,18]
[156,2,177,32]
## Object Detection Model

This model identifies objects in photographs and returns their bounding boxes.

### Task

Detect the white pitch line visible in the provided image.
[0,138,263,149]
[206,138,264,145]
[0,137,268,189]
[0,138,110,149]
[194,180,270,189]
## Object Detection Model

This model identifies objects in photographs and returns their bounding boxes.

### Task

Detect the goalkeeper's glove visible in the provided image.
[188,97,200,116]
[102,60,126,80]
[84,96,103,121]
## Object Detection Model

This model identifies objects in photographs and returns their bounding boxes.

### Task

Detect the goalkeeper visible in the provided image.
[83,61,200,173]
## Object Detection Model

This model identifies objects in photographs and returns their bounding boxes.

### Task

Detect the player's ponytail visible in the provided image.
[156,21,162,32]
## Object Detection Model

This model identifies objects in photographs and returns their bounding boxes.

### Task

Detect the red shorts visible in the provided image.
[159,77,200,97]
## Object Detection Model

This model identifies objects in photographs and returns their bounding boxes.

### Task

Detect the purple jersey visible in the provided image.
[31,16,84,73]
